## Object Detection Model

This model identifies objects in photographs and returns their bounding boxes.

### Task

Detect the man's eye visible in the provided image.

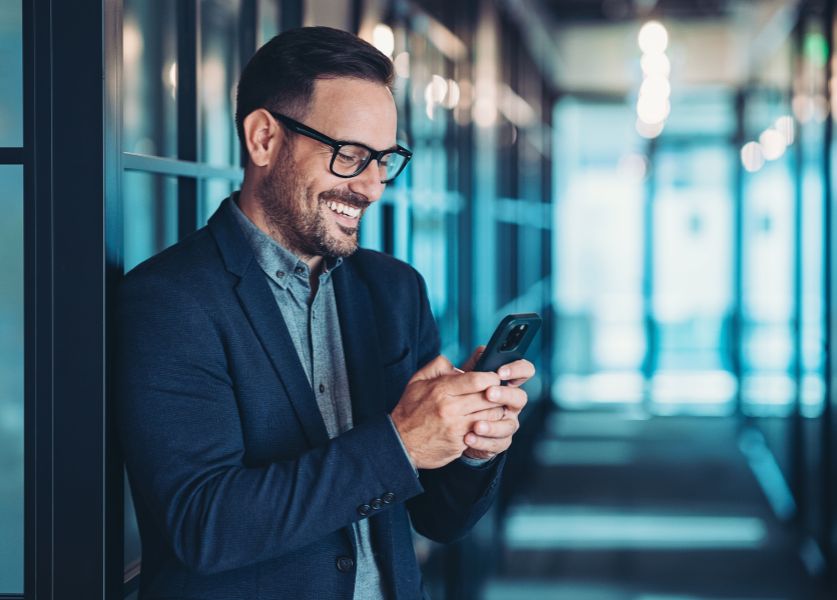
[336,152,361,164]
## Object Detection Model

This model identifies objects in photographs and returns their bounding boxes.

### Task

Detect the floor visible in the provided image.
[483,411,829,600]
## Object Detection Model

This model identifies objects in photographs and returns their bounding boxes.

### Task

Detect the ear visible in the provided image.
[243,109,283,168]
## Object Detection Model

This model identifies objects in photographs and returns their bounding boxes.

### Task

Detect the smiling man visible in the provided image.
[116,27,534,600]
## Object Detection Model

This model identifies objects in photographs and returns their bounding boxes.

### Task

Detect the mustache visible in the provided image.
[319,190,371,211]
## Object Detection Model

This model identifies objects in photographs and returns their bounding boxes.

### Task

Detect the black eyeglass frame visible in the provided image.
[267,110,412,184]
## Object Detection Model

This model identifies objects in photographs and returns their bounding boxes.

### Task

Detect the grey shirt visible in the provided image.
[230,198,387,599]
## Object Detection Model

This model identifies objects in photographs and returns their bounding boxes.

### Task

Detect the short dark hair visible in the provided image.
[235,26,394,153]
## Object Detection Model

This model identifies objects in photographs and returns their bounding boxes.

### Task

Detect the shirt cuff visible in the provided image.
[459,454,495,468]
[387,414,419,476]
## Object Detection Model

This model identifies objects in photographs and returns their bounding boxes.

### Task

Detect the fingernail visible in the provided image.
[499,367,510,378]
[466,434,476,444]
[477,421,489,434]
[488,388,500,400]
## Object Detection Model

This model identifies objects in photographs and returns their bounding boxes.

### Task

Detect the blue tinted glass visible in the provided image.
[123,171,179,272]
[0,166,23,592]
[200,0,241,167]
[198,178,236,226]
[123,0,178,157]
[0,1,23,146]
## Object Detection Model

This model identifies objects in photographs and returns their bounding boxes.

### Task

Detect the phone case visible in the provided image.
[473,313,542,374]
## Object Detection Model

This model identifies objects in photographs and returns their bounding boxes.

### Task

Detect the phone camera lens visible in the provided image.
[500,323,528,351]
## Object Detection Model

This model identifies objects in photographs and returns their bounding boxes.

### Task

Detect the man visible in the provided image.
[116,26,534,599]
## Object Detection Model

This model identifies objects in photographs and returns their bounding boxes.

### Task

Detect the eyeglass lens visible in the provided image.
[332,144,406,182]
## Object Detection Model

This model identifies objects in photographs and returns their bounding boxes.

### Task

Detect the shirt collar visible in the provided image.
[228,192,343,289]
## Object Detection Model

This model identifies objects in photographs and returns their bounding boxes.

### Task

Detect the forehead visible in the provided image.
[305,78,398,149]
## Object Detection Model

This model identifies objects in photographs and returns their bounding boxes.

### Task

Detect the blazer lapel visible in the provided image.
[333,260,385,425]
[209,198,330,448]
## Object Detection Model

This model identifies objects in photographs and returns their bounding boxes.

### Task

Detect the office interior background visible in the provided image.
[3,0,837,598]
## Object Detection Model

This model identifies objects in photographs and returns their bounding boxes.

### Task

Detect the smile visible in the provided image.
[327,200,361,219]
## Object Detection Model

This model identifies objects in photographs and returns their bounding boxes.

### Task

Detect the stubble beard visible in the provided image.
[257,145,367,259]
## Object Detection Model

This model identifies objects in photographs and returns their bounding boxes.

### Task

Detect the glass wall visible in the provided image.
[0,0,23,594]
[0,165,23,593]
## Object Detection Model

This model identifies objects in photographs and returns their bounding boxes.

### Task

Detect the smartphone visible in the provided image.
[473,313,542,380]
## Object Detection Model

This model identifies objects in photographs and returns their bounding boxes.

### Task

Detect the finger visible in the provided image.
[496,359,535,386]
[485,386,528,412]
[444,392,505,417]
[460,345,486,372]
[440,370,501,396]
[469,417,518,439]
[410,355,456,382]
[468,405,506,421]
[464,432,512,454]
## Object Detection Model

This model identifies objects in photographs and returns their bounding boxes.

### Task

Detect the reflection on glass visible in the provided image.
[0,2,22,147]
[741,156,795,416]
[123,172,179,272]
[553,100,645,408]
[0,166,23,592]
[199,178,236,227]
[258,0,279,45]
[652,145,735,413]
[201,0,241,167]
[123,0,178,157]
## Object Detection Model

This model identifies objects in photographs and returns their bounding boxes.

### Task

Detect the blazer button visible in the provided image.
[381,492,395,504]
[358,504,371,516]
[370,498,383,511]
[336,556,355,572]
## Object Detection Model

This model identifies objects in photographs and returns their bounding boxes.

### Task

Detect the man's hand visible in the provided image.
[461,346,535,460]
[390,356,505,469]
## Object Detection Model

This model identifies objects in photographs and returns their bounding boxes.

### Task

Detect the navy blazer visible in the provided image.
[116,198,505,600]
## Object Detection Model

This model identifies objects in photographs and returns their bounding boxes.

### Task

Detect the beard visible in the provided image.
[256,144,369,259]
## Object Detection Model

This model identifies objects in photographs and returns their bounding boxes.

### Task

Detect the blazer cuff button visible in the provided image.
[336,556,355,572]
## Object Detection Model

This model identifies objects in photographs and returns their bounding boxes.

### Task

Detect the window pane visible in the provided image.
[199,178,237,226]
[0,166,23,592]
[123,172,179,272]
[0,1,23,146]
[200,0,241,167]
[123,0,178,157]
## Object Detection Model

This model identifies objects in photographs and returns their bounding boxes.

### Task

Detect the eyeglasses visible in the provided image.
[267,110,412,184]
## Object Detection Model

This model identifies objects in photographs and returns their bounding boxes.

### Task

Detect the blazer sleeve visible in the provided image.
[115,275,425,575]
[404,270,507,543]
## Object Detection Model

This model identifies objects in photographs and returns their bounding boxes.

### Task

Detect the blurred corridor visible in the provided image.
[4,0,837,598]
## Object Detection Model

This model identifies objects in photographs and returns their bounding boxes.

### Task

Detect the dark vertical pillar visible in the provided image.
[641,136,658,411]
[732,89,746,417]
[24,0,52,598]
[177,0,199,239]
[280,0,304,31]
[25,0,120,597]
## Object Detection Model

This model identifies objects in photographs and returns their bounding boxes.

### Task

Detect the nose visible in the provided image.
[347,158,386,202]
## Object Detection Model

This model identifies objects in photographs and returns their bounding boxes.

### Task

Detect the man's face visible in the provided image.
[257,77,398,259]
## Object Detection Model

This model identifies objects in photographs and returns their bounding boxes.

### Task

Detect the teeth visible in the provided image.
[327,200,360,219]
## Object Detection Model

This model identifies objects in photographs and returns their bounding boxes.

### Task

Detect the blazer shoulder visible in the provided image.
[120,226,230,300]
[348,247,423,286]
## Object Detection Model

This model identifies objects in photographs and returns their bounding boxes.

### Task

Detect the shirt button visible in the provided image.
[319,383,325,393]
[370,498,383,511]
[294,266,305,275]
[358,504,371,516]
[336,556,354,572]
[381,492,395,504]
[275,270,285,278]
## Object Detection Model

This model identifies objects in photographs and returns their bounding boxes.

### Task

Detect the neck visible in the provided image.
[237,180,325,274]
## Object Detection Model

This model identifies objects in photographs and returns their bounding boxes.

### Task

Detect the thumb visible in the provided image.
[410,355,456,382]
